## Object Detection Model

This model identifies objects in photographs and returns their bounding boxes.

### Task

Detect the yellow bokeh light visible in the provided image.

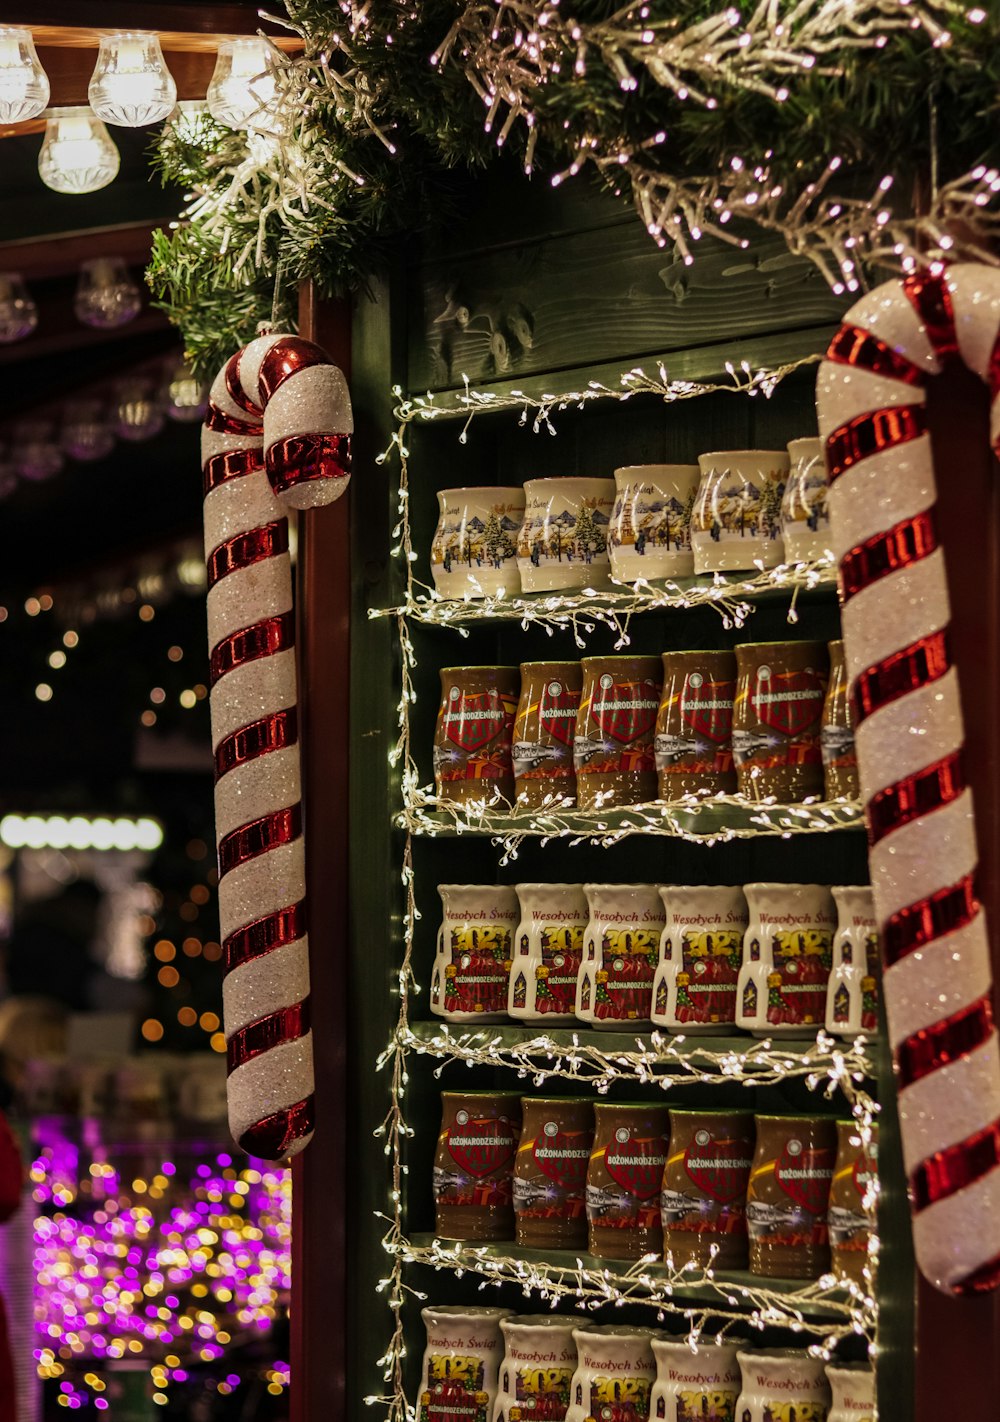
[140,1019,163,1043]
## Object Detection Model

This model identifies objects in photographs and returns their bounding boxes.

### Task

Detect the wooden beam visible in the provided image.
[0,220,174,280]
[0,8,299,43]
[0,310,172,367]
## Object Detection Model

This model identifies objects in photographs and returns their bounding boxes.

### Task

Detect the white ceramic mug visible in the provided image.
[735,1349,831,1422]
[432,885,520,1024]
[508,883,588,1022]
[649,1337,743,1422]
[651,885,748,1034]
[493,1315,581,1422]
[736,883,836,1036]
[516,477,616,592]
[576,884,665,1030]
[780,438,831,564]
[419,1306,513,1422]
[691,450,790,573]
[825,886,879,1037]
[564,1325,660,1422]
[826,1362,874,1422]
[608,464,701,583]
[431,486,526,599]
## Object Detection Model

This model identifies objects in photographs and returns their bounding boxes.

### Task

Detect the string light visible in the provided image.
[0,814,163,852]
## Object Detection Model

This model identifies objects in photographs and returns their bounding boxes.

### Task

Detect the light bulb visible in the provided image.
[88,32,176,127]
[206,38,276,130]
[38,109,120,195]
[160,355,207,422]
[14,421,63,482]
[74,257,141,329]
[0,272,37,343]
[0,455,17,499]
[61,399,115,462]
[115,378,164,442]
[0,27,49,123]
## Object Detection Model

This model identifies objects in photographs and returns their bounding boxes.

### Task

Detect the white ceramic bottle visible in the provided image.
[431,486,526,599]
[825,886,879,1037]
[564,1325,660,1422]
[508,883,589,1022]
[649,1336,743,1422]
[826,1361,875,1422]
[608,463,701,583]
[492,1315,581,1422]
[734,1348,831,1422]
[431,885,520,1024]
[516,477,616,593]
[735,883,836,1036]
[419,1306,514,1422]
[651,885,748,1033]
[576,884,665,1029]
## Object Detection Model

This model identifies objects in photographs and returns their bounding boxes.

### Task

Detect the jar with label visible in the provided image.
[608,463,701,583]
[432,885,519,1024]
[419,1306,513,1422]
[434,666,521,808]
[586,1101,671,1260]
[732,641,829,802]
[517,477,617,593]
[514,1097,595,1250]
[826,1362,874,1422]
[654,650,737,800]
[780,438,831,564]
[434,1091,523,1241]
[649,1337,743,1422]
[822,640,860,802]
[494,1315,581,1422]
[660,1109,756,1269]
[691,450,790,574]
[564,1325,660,1422]
[508,883,588,1023]
[828,1120,878,1289]
[576,884,665,1029]
[513,661,583,810]
[574,656,662,809]
[825,887,879,1037]
[430,487,526,599]
[735,1349,831,1422]
[746,1114,838,1278]
[736,883,836,1036]
[652,884,748,1033]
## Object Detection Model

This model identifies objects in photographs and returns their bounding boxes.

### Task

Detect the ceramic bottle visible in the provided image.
[822,640,860,801]
[732,641,829,802]
[780,438,831,563]
[826,1362,874,1422]
[825,887,879,1037]
[828,1120,878,1289]
[649,1337,743,1422]
[432,884,520,1024]
[513,1096,595,1251]
[434,666,521,808]
[586,1101,671,1260]
[513,661,583,809]
[433,1091,523,1241]
[736,883,836,1036]
[508,883,588,1022]
[564,1325,660,1422]
[734,1349,831,1422]
[654,650,738,799]
[691,450,790,574]
[493,1315,581,1422]
[574,656,662,809]
[652,884,748,1033]
[419,1305,513,1422]
[745,1114,838,1279]
[661,1108,756,1269]
[577,884,665,1029]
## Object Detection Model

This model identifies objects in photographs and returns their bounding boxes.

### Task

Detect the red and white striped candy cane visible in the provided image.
[202,332,352,1161]
[816,263,1000,1294]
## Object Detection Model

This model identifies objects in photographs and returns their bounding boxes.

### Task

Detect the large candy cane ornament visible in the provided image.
[202,332,352,1161]
[816,264,1000,1294]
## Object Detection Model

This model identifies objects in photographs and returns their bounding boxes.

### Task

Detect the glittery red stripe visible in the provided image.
[825,405,927,482]
[224,349,262,417]
[223,899,307,973]
[840,511,938,603]
[903,269,959,363]
[257,337,332,402]
[238,1095,314,1160]
[851,629,950,724]
[267,432,352,496]
[826,323,926,385]
[987,329,1000,403]
[210,611,294,686]
[897,996,995,1089]
[207,520,289,590]
[951,1251,1000,1295]
[203,446,264,495]
[882,875,979,967]
[227,999,309,1071]
[911,1118,1000,1212]
[217,804,301,877]
[205,401,263,437]
[215,707,298,780]
[867,752,965,847]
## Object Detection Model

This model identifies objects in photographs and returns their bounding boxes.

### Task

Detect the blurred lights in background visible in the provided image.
[0,816,163,853]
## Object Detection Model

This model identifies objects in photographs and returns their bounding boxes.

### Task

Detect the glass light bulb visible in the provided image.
[39,109,120,195]
[74,257,142,329]
[0,454,17,499]
[61,399,115,462]
[0,27,49,123]
[88,32,177,128]
[14,421,63,482]
[206,38,276,130]
[0,271,37,343]
[161,355,207,423]
[115,378,164,443]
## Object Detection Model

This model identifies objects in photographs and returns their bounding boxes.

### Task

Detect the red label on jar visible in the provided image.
[591,679,659,744]
[684,1136,754,1204]
[539,682,581,746]
[447,1116,518,1178]
[681,674,734,744]
[535,933,583,1015]
[533,1130,592,1191]
[765,930,832,1027]
[774,1143,836,1214]
[752,668,825,738]
[604,1135,667,1200]
[674,929,741,1025]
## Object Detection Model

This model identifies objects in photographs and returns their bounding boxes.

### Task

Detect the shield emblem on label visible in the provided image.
[539,682,581,746]
[604,1135,666,1200]
[680,672,734,744]
[534,1130,590,1190]
[448,1116,517,1178]
[752,666,825,738]
[591,679,659,745]
[444,690,508,752]
[683,1134,753,1204]
[774,1141,835,1214]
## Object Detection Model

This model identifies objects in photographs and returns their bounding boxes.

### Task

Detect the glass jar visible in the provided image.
[732,641,829,802]
[586,1101,671,1260]
[654,650,737,799]
[513,660,583,809]
[661,1108,756,1268]
[514,1096,595,1250]
[746,1114,838,1278]
[434,666,520,808]
[433,1091,523,1241]
[574,655,662,809]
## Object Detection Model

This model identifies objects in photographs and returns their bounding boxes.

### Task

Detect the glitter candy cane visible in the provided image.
[202,332,352,1161]
[816,263,1000,1294]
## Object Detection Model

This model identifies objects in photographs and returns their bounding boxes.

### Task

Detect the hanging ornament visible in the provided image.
[74,257,142,330]
[13,420,63,481]
[114,377,164,442]
[816,262,1000,1297]
[0,271,37,343]
[160,355,207,423]
[202,331,352,1161]
[61,398,115,462]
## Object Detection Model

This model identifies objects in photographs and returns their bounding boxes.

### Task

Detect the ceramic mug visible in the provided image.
[434,666,521,808]
[564,1325,660,1422]
[587,1101,671,1261]
[431,486,526,599]
[513,1096,595,1250]
[691,450,790,574]
[608,463,701,582]
[433,1091,523,1242]
[654,650,737,800]
[736,882,836,1036]
[517,477,616,593]
[822,640,860,802]
[508,883,588,1022]
[494,1315,580,1422]
[745,1114,838,1279]
[432,884,520,1024]
[825,1362,874,1422]
[660,1108,756,1269]
[825,886,879,1037]
[780,438,831,563]
[732,641,829,802]
[574,655,662,810]
[419,1305,513,1422]
[577,883,665,1029]
[828,1120,878,1290]
[649,1337,743,1422]
[512,661,583,810]
[652,884,748,1033]
[735,1349,831,1422]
